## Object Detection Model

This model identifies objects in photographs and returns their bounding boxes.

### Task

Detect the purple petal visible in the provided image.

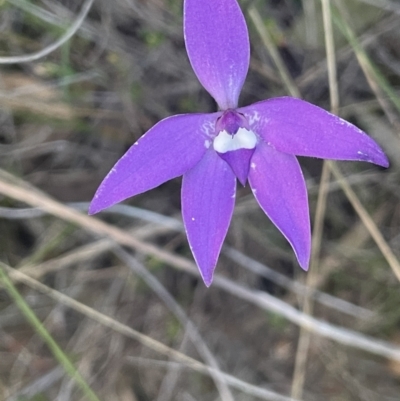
[184,0,249,110]
[182,150,236,286]
[218,148,254,185]
[240,97,389,167]
[248,142,311,269]
[90,113,219,214]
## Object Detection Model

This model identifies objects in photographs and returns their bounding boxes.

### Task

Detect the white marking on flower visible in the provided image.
[201,120,216,137]
[204,139,211,148]
[338,117,363,133]
[250,162,256,169]
[357,150,369,159]
[247,111,261,125]
[213,128,257,153]
[191,217,195,221]
[228,75,234,89]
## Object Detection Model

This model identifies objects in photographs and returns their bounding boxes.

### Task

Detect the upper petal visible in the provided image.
[90,113,219,214]
[240,97,389,167]
[182,150,236,286]
[184,0,249,110]
[249,142,311,269]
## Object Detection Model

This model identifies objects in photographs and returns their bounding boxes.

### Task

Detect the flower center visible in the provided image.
[213,110,257,185]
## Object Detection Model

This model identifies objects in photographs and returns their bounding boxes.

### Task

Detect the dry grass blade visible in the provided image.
[224,247,374,319]
[1,171,400,364]
[115,247,235,401]
[328,161,400,281]
[248,6,300,98]
[1,262,300,401]
[332,3,400,130]
[4,201,375,319]
[291,1,337,397]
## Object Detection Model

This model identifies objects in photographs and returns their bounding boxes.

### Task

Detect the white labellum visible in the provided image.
[213,128,257,153]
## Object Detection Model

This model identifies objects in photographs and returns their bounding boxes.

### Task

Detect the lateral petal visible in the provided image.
[90,113,219,214]
[240,97,389,167]
[249,142,311,269]
[182,150,236,286]
[184,0,249,110]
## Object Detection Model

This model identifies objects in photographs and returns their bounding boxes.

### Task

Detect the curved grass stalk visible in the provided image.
[0,0,94,64]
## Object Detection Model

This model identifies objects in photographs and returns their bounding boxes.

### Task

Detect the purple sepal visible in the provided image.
[89,113,219,214]
[217,148,254,185]
[184,0,249,110]
[249,141,311,269]
[182,150,236,286]
[240,97,389,167]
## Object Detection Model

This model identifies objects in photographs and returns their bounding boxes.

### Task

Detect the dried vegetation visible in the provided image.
[1,0,400,400]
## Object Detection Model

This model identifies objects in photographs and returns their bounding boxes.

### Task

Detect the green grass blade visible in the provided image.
[332,6,400,113]
[0,263,101,401]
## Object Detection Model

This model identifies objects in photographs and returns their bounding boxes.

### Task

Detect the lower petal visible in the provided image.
[248,142,311,269]
[182,150,236,286]
[90,113,219,214]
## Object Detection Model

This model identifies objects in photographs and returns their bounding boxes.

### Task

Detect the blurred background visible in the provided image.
[1,0,400,400]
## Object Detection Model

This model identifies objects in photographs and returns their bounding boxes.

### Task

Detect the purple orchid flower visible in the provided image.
[89,0,388,286]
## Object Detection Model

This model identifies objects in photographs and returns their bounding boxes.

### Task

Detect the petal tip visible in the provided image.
[296,246,310,272]
[357,147,389,168]
[88,194,112,215]
[88,202,100,215]
[196,260,215,287]
[202,274,213,287]
[378,154,390,168]
[299,259,310,272]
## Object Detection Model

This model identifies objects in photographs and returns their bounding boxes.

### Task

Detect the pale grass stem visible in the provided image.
[291,0,338,398]
[1,172,400,363]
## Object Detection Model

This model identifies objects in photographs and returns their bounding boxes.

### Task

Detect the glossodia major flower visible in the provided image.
[90,0,389,286]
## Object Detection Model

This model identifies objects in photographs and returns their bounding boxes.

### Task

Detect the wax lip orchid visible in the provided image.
[90,0,389,286]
